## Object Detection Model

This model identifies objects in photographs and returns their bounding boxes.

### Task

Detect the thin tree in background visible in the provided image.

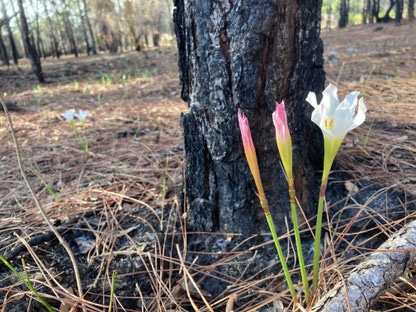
[362,0,367,23]
[10,0,28,58]
[339,0,349,27]
[372,0,380,22]
[0,0,18,64]
[42,0,61,58]
[76,0,90,55]
[367,0,373,23]
[410,0,415,19]
[396,0,403,24]
[30,0,46,59]
[17,0,44,83]
[0,30,9,66]
[81,0,97,54]
[326,0,332,29]
[49,0,69,55]
[61,0,78,57]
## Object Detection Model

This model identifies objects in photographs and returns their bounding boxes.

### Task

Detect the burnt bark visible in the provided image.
[174,0,325,235]
[0,0,19,64]
[311,220,416,312]
[17,0,44,83]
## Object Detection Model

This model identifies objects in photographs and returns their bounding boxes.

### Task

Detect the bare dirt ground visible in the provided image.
[0,21,415,311]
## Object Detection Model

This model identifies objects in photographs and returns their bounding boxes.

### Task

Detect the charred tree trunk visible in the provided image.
[0,32,9,66]
[410,0,415,19]
[17,0,44,83]
[42,0,61,58]
[339,0,349,28]
[0,0,19,64]
[81,0,97,54]
[174,0,325,235]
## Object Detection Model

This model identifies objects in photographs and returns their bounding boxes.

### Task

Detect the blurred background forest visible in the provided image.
[0,0,414,71]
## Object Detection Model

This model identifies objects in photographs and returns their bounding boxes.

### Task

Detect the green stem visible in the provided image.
[312,194,325,294]
[290,200,311,304]
[0,255,54,312]
[265,213,297,302]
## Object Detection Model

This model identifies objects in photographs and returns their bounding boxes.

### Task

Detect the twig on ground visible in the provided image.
[312,219,416,312]
[0,95,85,311]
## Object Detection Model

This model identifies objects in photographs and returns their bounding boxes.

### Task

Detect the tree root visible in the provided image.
[312,219,416,312]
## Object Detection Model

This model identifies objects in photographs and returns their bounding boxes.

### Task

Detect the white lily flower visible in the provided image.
[61,109,75,121]
[306,83,367,179]
[74,109,88,121]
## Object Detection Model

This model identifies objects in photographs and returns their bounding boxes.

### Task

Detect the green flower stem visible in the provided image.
[265,213,297,302]
[312,180,327,294]
[289,198,311,304]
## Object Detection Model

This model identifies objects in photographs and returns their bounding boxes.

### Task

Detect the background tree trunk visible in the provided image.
[81,0,97,54]
[174,0,325,235]
[30,0,46,59]
[10,0,28,58]
[396,0,403,24]
[76,0,90,55]
[339,0,349,27]
[373,0,380,22]
[42,0,61,58]
[0,0,19,64]
[0,32,9,66]
[362,0,368,23]
[409,0,415,19]
[326,0,332,30]
[367,0,373,23]
[17,0,44,83]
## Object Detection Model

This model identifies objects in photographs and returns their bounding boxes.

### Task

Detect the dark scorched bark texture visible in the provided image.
[174,0,325,235]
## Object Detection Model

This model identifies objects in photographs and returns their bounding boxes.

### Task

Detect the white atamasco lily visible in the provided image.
[74,109,88,121]
[306,83,367,179]
[61,109,75,121]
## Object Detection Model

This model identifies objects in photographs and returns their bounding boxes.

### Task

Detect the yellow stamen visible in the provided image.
[325,118,334,130]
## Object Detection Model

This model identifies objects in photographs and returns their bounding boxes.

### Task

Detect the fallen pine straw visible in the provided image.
[312,219,416,312]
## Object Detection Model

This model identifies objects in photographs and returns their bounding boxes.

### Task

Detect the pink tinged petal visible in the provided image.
[238,109,254,150]
[272,101,290,142]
